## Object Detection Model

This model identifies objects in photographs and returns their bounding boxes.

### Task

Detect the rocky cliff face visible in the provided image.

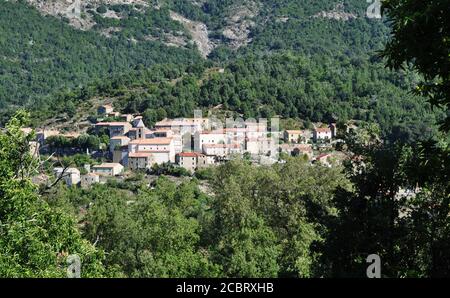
[26,0,149,30]
[313,3,358,21]
[23,0,360,56]
[23,0,259,52]
[169,11,215,58]
[220,1,260,50]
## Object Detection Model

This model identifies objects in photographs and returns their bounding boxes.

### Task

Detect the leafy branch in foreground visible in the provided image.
[382,0,450,131]
[0,111,110,277]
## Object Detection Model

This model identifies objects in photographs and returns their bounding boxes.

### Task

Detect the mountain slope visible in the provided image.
[0,0,442,143]
[0,1,201,110]
[1,0,385,110]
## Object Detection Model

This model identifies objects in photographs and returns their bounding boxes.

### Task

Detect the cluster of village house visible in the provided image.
[26,104,340,188]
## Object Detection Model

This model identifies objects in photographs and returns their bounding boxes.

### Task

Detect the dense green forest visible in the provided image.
[2,110,448,277]
[0,1,201,110]
[39,52,440,143]
[0,0,444,143]
[0,0,449,278]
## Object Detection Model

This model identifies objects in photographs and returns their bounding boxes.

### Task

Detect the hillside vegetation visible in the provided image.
[1,0,450,279]
[0,0,444,143]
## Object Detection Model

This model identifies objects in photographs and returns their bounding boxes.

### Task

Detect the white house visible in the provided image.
[224,128,247,145]
[244,123,267,140]
[284,130,303,143]
[176,152,215,172]
[53,167,80,187]
[128,152,154,170]
[313,127,332,142]
[198,130,226,147]
[92,163,124,176]
[81,173,100,188]
[128,137,176,164]
[155,118,207,133]
[202,143,242,157]
[149,128,174,139]
[109,136,130,153]
[246,137,274,155]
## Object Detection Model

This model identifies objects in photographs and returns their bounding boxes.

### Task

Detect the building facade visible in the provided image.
[128,152,154,170]
[313,127,332,142]
[53,167,80,187]
[128,138,175,164]
[92,163,124,176]
[176,152,213,172]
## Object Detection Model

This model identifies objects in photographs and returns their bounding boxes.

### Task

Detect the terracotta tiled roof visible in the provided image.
[315,127,331,133]
[178,152,204,158]
[129,138,173,145]
[111,136,130,140]
[316,154,331,160]
[93,163,122,168]
[155,118,201,127]
[129,152,153,158]
[203,143,241,149]
[84,173,99,177]
[96,122,130,127]
[200,129,225,135]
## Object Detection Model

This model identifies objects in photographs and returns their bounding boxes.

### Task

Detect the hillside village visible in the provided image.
[23,104,350,188]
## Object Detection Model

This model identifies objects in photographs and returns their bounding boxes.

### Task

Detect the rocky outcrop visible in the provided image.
[313,3,358,21]
[220,1,259,50]
[169,11,216,58]
[26,0,148,30]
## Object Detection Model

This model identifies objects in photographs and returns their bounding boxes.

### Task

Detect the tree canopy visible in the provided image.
[382,0,450,131]
[0,111,107,277]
